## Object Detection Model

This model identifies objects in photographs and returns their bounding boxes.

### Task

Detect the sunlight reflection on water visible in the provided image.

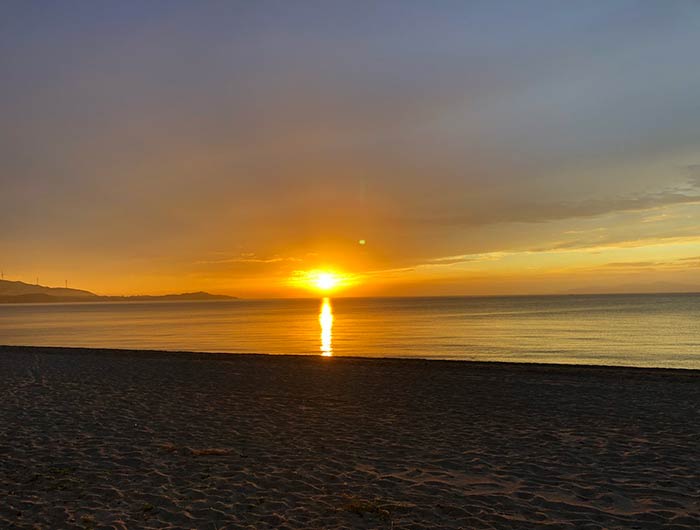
[1,294,699,368]
[319,297,333,356]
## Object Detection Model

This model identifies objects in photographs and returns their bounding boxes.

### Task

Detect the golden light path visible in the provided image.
[319,297,333,356]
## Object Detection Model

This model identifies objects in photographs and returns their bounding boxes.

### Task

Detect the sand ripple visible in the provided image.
[1,346,698,529]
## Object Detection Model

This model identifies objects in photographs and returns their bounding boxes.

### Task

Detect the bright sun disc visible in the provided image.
[289,268,357,293]
[315,272,339,291]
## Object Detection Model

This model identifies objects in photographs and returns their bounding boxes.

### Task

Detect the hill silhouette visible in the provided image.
[0,280,236,303]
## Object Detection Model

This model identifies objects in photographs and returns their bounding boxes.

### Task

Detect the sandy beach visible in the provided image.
[1,346,698,529]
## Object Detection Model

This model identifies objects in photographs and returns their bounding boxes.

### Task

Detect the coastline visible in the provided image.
[2,345,698,529]
[2,344,699,373]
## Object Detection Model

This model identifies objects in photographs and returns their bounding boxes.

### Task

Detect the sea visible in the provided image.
[1,293,698,369]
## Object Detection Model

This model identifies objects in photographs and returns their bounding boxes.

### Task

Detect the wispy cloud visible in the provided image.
[404,235,700,271]
[414,183,700,228]
[685,164,700,189]
[195,254,302,265]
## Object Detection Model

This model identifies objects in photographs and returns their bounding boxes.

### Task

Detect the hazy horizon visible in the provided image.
[2,275,700,300]
[3,1,700,297]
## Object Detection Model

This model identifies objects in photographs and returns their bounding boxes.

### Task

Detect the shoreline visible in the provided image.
[2,344,699,374]
[2,344,698,528]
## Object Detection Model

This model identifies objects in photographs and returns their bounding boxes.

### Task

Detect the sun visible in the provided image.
[315,272,339,291]
[289,269,355,293]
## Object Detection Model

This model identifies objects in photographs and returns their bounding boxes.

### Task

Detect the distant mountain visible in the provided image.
[97,292,235,302]
[0,279,96,299]
[0,280,237,303]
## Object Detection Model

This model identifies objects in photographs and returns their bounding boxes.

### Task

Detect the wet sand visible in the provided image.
[1,345,698,529]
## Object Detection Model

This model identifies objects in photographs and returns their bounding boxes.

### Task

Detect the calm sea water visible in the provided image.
[1,294,699,369]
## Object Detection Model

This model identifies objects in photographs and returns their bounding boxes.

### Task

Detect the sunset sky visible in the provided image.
[2,1,700,297]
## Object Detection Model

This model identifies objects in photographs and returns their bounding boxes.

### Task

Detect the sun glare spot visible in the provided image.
[316,272,339,291]
[289,268,359,294]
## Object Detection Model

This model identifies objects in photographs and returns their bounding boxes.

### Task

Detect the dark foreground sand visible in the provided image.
[1,346,698,529]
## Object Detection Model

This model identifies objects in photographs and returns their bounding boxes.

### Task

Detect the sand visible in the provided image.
[0,346,698,529]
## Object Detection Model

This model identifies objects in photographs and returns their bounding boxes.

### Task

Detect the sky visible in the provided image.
[2,1,700,297]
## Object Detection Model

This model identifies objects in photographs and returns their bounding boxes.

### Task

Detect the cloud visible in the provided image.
[427,252,508,265]
[600,261,658,268]
[412,186,700,228]
[403,234,700,272]
[195,254,302,265]
[596,256,700,273]
[685,164,700,188]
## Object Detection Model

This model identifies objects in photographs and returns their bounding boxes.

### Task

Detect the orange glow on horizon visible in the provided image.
[289,269,356,294]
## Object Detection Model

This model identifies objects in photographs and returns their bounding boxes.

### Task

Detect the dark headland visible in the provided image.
[0,279,236,304]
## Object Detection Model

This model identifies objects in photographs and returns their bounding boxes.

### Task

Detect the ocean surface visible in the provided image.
[1,294,699,369]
